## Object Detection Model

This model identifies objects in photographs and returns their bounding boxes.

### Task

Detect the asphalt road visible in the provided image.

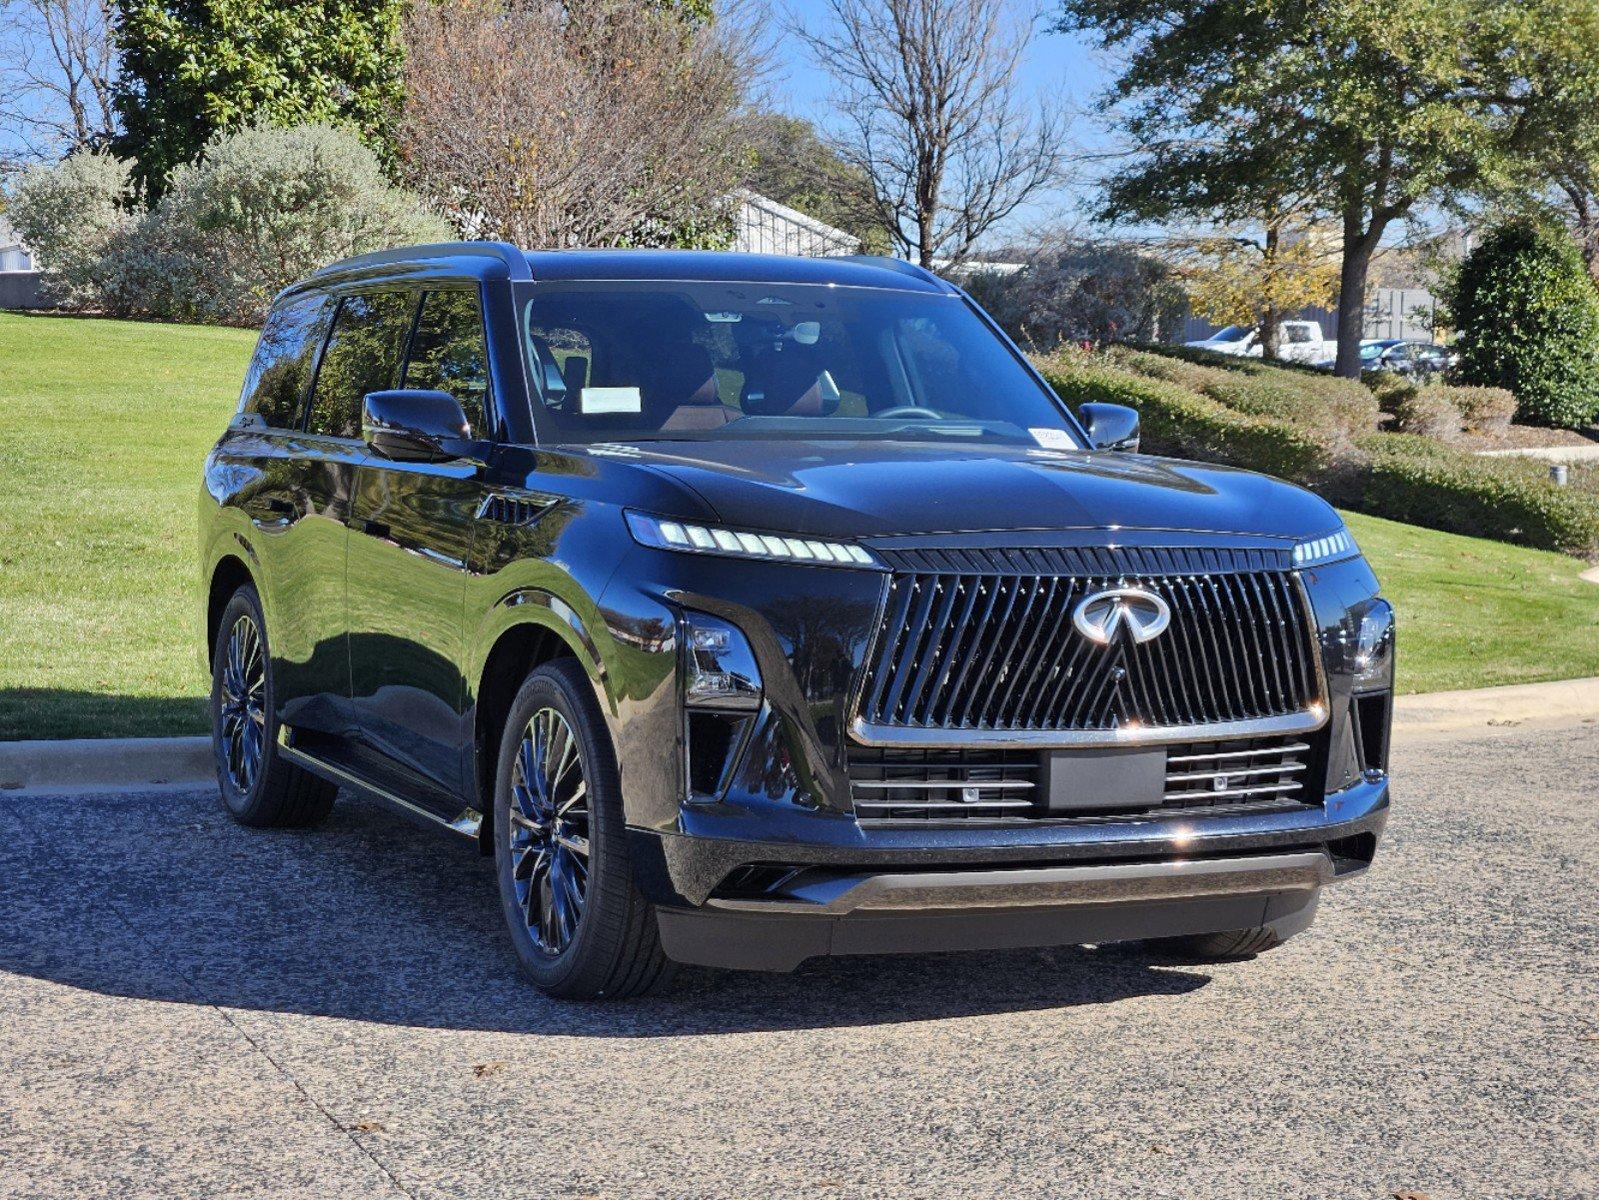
[1,719,1595,1200]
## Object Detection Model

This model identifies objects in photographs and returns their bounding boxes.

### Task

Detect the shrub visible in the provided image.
[1445,385,1518,434]
[5,151,135,308]
[1037,352,1337,482]
[1363,370,1418,417]
[1450,221,1599,428]
[1392,387,1462,441]
[152,123,450,324]
[1358,434,1599,557]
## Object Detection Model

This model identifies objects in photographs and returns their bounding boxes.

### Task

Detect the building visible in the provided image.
[0,215,43,309]
[731,190,858,257]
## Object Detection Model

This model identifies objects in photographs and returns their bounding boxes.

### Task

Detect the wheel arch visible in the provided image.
[206,554,257,661]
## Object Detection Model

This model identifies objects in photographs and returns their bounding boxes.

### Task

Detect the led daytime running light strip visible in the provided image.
[627,511,879,567]
[1292,528,1356,567]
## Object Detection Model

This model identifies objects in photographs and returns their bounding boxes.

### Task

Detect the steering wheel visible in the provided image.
[874,405,942,420]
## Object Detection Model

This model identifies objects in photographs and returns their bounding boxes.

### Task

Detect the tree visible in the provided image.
[110,0,404,195]
[1060,0,1599,378]
[741,112,893,254]
[1181,215,1340,360]
[0,0,117,162]
[962,234,1186,348]
[398,0,756,249]
[1449,221,1599,429]
[787,0,1069,269]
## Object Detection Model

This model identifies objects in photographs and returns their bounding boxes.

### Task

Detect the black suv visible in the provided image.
[200,244,1391,998]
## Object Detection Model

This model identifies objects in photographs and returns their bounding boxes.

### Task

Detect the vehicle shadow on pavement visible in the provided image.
[0,787,1211,1036]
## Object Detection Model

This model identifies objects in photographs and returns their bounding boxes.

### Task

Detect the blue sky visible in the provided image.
[765,1,1118,242]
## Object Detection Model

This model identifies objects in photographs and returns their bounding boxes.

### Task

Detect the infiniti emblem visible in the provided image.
[1072,587,1172,645]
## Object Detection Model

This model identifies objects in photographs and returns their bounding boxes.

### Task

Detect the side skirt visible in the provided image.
[276,729,482,841]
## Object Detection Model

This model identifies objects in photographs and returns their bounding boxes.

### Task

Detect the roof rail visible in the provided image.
[839,255,951,290]
[313,241,532,282]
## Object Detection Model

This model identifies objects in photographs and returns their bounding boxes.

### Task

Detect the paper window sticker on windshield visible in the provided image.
[1030,427,1075,450]
[817,370,841,404]
[581,386,642,415]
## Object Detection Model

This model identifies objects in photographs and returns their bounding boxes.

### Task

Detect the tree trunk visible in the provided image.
[1334,221,1378,379]
[1260,305,1282,360]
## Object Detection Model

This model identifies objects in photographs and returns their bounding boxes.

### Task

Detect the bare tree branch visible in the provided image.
[0,0,116,164]
[785,0,1069,267]
[398,0,761,249]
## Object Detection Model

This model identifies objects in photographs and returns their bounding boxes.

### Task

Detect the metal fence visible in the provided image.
[732,190,859,258]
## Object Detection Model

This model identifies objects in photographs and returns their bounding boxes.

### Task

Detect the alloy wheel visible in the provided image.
[218,615,267,796]
[508,706,592,954]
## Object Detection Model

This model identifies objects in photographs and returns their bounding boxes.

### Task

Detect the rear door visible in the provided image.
[219,291,355,742]
[345,286,492,805]
[269,289,413,743]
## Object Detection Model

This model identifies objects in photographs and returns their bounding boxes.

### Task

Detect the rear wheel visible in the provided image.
[493,659,673,999]
[210,585,335,827]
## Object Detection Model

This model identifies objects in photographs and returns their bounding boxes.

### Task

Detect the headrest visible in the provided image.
[741,346,840,417]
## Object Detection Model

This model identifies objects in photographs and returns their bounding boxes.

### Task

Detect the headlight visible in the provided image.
[1350,598,1395,690]
[681,612,762,710]
[1292,526,1359,568]
[627,510,881,568]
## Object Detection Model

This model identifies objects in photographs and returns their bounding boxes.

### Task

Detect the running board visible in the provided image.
[275,729,482,840]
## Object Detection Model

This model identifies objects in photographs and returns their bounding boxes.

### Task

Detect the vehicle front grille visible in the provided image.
[855,546,1320,737]
[847,735,1319,824]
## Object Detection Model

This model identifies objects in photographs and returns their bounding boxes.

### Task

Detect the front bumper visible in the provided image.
[634,779,1387,971]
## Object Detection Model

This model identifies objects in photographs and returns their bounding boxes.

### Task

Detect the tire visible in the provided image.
[1144,925,1288,963]
[210,584,336,828]
[493,658,673,1000]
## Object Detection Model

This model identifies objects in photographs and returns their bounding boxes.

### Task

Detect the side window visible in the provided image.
[238,294,329,429]
[305,291,417,439]
[405,289,489,435]
[1286,324,1314,345]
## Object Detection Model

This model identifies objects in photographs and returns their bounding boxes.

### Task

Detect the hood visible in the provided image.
[591,438,1341,543]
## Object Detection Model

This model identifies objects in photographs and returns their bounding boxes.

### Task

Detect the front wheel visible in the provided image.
[493,659,673,999]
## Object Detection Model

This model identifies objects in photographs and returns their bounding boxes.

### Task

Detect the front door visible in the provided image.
[346,287,493,807]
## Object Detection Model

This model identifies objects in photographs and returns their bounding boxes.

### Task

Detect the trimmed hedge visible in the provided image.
[1358,435,1599,557]
[1036,345,1599,558]
[1040,353,1336,481]
[1392,387,1462,441]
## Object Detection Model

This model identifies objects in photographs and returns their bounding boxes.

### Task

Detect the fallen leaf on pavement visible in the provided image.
[350,1121,384,1133]
[473,1061,506,1077]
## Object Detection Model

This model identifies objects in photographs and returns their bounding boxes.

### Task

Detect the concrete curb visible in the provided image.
[0,737,212,796]
[1392,676,1599,737]
[3,675,1598,795]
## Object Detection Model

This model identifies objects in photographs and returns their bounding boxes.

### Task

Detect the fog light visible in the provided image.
[682,612,761,710]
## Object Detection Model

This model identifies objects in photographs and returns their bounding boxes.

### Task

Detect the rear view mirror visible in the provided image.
[362,390,472,463]
[1078,402,1141,452]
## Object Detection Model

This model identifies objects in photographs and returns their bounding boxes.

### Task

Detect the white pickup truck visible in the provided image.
[1185,321,1336,365]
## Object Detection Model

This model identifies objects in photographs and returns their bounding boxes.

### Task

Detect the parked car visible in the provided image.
[1360,339,1457,378]
[200,245,1392,998]
[1185,320,1336,364]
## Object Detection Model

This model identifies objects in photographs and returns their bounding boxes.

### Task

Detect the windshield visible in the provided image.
[517,282,1085,448]
[1210,325,1253,343]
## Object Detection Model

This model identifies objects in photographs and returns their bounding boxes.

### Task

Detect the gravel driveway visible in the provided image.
[1,719,1595,1199]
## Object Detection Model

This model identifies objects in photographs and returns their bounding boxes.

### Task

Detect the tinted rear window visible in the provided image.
[238,294,330,429]
[306,291,417,439]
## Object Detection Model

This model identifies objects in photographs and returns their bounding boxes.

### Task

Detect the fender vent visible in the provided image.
[477,493,553,526]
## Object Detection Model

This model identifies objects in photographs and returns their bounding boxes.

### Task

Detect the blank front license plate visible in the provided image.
[1040,746,1167,812]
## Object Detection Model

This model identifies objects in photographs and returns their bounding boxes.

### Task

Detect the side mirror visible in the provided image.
[362,390,472,463]
[1078,402,1140,453]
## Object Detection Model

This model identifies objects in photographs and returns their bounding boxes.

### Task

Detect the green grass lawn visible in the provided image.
[2,313,1598,740]
[0,313,254,739]
[1342,509,1599,693]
